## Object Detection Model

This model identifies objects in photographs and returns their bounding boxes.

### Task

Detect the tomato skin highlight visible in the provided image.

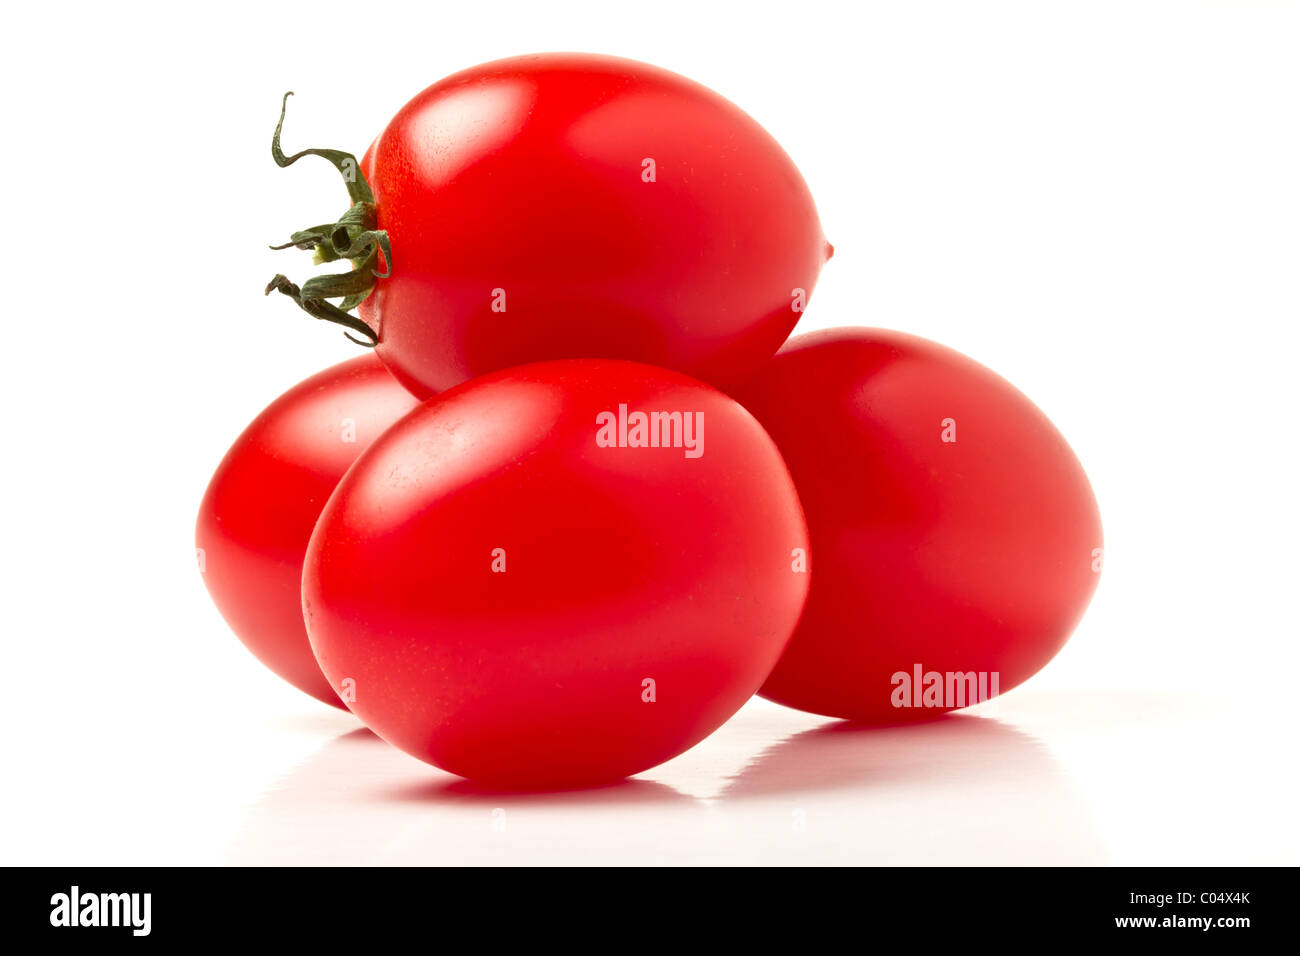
[303,359,811,787]
[196,355,421,707]
[733,328,1103,723]
[358,53,830,398]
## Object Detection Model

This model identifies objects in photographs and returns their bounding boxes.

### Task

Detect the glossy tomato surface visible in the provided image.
[359,53,831,398]
[197,355,420,707]
[734,328,1103,723]
[303,359,810,787]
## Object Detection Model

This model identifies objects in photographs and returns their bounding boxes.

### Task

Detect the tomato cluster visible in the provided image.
[198,54,1101,788]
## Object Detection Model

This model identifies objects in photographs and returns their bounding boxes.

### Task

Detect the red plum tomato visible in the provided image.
[733,328,1103,723]
[357,53,832,397]
[196,355,421,707]
[303,359,811,786]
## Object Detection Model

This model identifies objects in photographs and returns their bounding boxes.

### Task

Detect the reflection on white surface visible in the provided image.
[228,701,1103,865]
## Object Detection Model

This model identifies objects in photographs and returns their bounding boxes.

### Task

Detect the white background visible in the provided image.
[2,0,1297,864]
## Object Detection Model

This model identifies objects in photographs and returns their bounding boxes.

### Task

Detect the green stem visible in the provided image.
[264,92,388,345]
[265,275,377,347]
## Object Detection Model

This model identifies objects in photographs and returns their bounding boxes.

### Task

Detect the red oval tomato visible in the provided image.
[303,360,810,787]
[196,355,421,707]
[733,328,1103,722]
[356,53,831,397]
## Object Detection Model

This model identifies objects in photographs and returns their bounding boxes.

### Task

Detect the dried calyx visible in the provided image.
[264,92,387,346]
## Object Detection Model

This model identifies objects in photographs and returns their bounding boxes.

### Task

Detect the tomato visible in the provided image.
[733,328,1103,722]
[196,355,420,707]
[302,360,810,787]
[268,53,831,396]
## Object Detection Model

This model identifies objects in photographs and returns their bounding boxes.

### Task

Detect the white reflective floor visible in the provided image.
[218,690,1292,866]
[6,665,1296,866]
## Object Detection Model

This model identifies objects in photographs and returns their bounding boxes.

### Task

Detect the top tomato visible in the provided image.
[350,54,831,396]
